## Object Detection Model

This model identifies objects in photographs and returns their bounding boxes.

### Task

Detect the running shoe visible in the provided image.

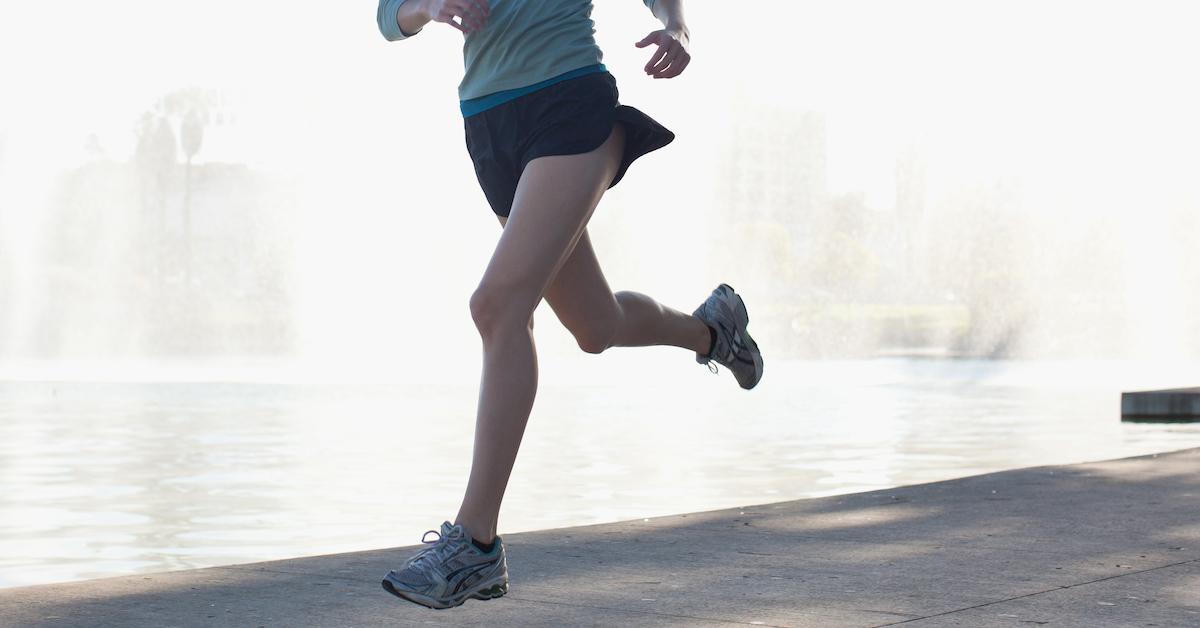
[381,521,508,610]
[693,283,764,389]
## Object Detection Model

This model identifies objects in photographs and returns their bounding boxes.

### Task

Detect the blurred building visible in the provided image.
[718,103,828,227]
[890,143,929,299]
[713,100,828,291]
[710,101,832,354]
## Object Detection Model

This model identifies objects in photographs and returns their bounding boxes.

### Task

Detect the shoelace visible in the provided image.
[407,527,460,570]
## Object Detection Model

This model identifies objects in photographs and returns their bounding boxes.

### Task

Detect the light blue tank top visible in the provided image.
[377,1,657,115]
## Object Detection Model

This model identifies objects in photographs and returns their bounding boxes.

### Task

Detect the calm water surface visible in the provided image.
[3,357,1199,589]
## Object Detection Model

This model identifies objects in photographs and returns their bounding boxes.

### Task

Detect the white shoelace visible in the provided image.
[408,527,463,569]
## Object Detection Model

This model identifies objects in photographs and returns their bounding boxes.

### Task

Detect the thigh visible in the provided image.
[495,214,620,335]
[476,124,625,318]
[541,228,620,334]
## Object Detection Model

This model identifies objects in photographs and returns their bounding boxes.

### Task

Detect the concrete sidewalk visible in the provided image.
[3,449,1199,627]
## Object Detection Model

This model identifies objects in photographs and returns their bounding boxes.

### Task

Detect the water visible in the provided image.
[2,357,1199,589]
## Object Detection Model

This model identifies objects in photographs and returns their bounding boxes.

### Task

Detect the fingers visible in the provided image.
[638,30,691,78]
[435,0,490,34]
[462,0,490,32]
[644,41,669,74]
[648,46,674,75]
[651,47,690,78]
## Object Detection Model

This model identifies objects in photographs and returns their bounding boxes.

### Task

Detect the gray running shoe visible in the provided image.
[693,283,764,389]
[381,521,508,610]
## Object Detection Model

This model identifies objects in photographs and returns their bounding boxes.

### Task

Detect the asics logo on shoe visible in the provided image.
[724,329,756,366]
[452,569,488,595]
[447,558,501,595]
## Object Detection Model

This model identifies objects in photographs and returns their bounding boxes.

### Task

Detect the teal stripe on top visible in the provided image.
[460,64,607,118]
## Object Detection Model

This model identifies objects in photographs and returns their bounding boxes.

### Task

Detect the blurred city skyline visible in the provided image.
[2,1,1199,369]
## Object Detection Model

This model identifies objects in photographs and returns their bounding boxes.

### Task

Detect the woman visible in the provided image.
[375,0,763,609]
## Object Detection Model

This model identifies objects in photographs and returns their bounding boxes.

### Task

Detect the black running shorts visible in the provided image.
[463,71,676,218]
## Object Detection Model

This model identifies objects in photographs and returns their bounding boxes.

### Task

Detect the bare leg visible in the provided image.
[610,290,713,352]
[507,225,715,355]
[495,221,713,356]
[454,125,627,545]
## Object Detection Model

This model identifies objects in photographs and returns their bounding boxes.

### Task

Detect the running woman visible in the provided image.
[375,0,764,609]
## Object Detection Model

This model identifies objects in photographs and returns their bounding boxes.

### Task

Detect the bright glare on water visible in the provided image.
[2,357,1199,589]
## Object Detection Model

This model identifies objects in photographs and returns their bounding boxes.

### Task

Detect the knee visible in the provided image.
[470,286,531,337]
[469,287,505,337]
[575,316,619,355]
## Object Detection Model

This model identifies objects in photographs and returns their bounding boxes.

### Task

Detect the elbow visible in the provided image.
[377,0,411,41]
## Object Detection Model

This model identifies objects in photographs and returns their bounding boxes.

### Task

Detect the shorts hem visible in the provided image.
[518,105,675,189]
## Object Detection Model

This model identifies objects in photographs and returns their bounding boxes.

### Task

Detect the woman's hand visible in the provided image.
[635,28,691,79]
[420,0,490,35]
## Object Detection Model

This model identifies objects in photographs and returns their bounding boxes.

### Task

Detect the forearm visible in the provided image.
[397,0,432,35]
[378,0,432,41]
[650,0,688,35]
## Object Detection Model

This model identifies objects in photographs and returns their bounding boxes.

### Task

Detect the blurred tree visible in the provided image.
[924,179,1031,357]
[811,192,875,297]
[163,88,217,288]
[134,109,177,287]
[83,133,104,160]
[133,87,219,289]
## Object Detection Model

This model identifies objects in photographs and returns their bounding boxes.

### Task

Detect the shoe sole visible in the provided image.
[724,285,763,390]
[381,572,508,610]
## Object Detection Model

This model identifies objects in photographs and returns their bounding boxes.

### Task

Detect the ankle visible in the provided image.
[703,323,717,357]
[470,535,497,553]
[454,518,495,545]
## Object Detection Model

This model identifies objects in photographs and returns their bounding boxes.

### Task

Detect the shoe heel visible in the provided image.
[734,294,750,328]
[471,579,508,601]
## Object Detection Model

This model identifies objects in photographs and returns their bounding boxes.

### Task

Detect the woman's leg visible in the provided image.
[497,216,712,355]
[453,125,627,545]
[537,225,713,355]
